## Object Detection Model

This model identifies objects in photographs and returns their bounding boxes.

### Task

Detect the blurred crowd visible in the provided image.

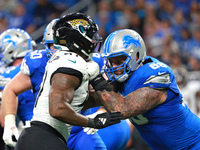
[1,0,200,149]
[1,0,200,73]
[0,0,79,34]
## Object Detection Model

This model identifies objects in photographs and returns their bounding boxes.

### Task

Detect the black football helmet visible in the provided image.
[53,12,102,59]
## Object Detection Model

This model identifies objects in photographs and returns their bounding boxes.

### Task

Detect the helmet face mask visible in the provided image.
[103,29,146,82]
[42,18,58,58]
[104,52,131,82]
[53,12,102,60]
[0,28,33,67]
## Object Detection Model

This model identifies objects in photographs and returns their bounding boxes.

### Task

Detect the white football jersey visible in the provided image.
[31,50,89,141]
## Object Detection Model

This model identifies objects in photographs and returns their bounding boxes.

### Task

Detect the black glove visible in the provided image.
[90,74,113,92]
[109,80,123,92]
[87,112,123,129]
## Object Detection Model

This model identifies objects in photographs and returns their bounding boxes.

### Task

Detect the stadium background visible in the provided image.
[1,0,200,149]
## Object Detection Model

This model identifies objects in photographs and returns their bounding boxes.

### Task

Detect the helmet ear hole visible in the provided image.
[8,50,14,54]
[136,52,139,61]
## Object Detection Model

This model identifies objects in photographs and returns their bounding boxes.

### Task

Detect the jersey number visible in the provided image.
[129,114,148,125]
[5,66,16,74]
[149,62,167,69]
[30,50,43,59]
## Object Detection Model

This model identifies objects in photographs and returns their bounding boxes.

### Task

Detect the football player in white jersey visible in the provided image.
[14,12,123,150]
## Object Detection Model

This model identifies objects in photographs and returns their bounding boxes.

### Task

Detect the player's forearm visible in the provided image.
[2,85,18,117]
[1,72,32,116]
[96,91,128,117]
[82,91,102,111]
[97,87,167,119]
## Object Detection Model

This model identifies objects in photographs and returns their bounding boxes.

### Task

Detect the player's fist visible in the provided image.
[87,112,123,129]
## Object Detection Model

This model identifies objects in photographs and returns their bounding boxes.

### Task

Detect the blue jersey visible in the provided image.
[0,65,35,123]
[0,66,20,90]
[22,50,92,116]
[120,56,200,150]
[21,50,49,99]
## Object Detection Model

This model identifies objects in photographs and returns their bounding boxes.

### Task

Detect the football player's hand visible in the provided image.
[90,74,113,92]
[86,59,100,81]
[83,111,104,135]
[87,112,123,129]
[3,115,19,147]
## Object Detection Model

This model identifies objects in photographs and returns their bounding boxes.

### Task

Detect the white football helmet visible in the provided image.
[103,29,146,82]
[42,18,58,58]
[0,28,34,67]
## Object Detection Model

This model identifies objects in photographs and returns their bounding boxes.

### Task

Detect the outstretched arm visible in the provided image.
[49,73,123,129]
[1,72,32,147]
[96,87,167,119]
[2,72,32,120]
[49,72,89,127]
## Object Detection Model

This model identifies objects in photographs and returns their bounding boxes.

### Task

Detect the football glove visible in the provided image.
[83,111,104,135]
[3,114,19,147]
[87,112,123,129]
[90,74,113,92]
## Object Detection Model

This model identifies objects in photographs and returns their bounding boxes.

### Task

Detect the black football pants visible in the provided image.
[14,121,69,150]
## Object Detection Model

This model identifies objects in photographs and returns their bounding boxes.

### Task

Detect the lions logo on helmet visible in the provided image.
[0,28,35,67]
[123,35,141,49]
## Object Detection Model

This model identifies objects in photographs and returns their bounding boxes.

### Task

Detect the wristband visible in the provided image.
[87,118,95,128]
[4,114,16,126]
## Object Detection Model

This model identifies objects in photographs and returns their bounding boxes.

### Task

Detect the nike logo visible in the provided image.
[68,59,76,63]
[99,118,107,125]
[158,71,166,75]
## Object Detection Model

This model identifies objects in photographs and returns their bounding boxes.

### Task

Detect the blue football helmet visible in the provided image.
[103,29,146,82]
[42,18,59,58]
[0,28,34,67]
